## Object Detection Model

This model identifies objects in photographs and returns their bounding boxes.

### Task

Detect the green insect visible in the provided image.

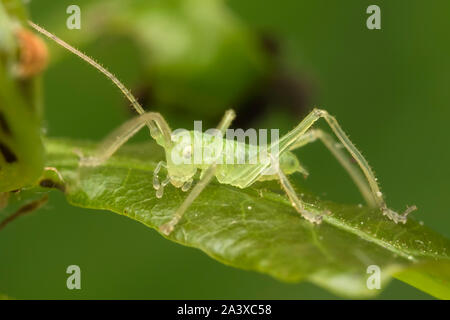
[29,22,417,236]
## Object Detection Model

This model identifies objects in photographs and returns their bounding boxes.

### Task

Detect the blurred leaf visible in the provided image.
[0,0,45,192]
[1,0,27,22]
[43,138,450,298]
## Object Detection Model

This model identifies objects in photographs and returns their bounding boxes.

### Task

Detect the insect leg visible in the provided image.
[276,108,416,223]
[288,129,375,207]
[314,109,416,223]
[181,179,193,192]
[217,109,236,134]
[79,112,172,167]
[156,176,171,199]
[273,155,323,224]
[153,161,167,190]
[159,165,217,235]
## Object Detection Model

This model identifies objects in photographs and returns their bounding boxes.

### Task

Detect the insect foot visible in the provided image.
[155,177,170,199]
[181,179,193,192]
[382,205,417,224]
[159,211,184,235]
[297,207,324,224]
[152,174,161,190]
[305,212,323,224]
[159,222,175,236]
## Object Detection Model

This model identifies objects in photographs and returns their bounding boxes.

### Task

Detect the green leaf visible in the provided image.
[394,260,450,300]
[44,138,450,298]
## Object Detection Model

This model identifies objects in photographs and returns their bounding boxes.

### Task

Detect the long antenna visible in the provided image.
[27,20,145,116]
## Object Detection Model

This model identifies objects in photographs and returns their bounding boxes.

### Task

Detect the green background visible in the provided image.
[1,0,449,299]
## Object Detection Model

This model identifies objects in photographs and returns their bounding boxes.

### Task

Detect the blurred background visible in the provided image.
[0,0,449,299]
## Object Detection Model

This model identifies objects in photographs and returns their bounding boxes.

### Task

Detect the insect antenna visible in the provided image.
[27,21,145,116]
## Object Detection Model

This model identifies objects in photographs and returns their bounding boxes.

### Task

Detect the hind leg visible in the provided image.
[274,156,324,224]
[288,128,375,208]
[275,108,416,223]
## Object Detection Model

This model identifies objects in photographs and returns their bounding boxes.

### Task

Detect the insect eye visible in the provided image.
[182,145,192,159]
